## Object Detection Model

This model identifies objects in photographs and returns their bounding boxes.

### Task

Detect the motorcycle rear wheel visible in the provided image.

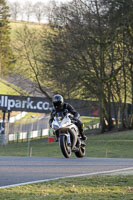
[75,147,85,158]
[60,135,71,158]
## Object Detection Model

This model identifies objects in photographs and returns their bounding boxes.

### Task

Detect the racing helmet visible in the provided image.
[52,94,64,108]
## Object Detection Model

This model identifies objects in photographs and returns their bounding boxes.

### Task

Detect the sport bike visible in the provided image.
[51,111,86,158]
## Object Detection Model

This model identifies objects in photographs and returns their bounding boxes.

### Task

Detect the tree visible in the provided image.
[8,1,20,21]
[33,2,47,23]
[0,0,14,76]
[103,0,133,128]
[40,0,133,131]
[40,25,82,99]
[11,0,133,131]
[23,1,33,22]
[12,25,52,100]
[40,0,121,131]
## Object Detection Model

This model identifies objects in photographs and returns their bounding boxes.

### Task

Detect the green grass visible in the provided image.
[0,79,20,95]
[0,78,28,119]
[81,116,99,130]
[1,130,133,158]
[0,137,63,157]
[0,175,133,199]
[81,116,99,124]
[10,21,44,39]
[0,78,28,96]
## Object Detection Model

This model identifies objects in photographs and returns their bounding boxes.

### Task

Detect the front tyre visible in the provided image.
[75,147,85,158]
[60,135,71,158]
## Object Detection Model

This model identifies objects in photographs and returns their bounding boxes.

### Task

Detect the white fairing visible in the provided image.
[52,114,79,134]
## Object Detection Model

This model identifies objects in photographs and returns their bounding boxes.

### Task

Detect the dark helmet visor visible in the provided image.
[53,101,62,107]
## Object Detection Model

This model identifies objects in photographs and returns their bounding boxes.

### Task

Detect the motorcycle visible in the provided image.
[51,110,86,158]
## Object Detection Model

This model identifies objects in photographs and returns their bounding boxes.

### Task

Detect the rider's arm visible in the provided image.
[49,108,56,126]
[66,103,80,119]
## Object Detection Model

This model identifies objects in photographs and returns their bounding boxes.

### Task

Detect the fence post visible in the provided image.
[27,131,30,157]
[1,110,7,145]
[27,116,35,156]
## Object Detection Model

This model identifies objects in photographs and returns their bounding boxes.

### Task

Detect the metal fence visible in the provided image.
[2,116,50,143]
[0,114,101,145]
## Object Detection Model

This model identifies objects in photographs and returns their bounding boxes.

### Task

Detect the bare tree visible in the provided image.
[40,0,131,132]
[33,1,47,23]
[8,1,20,21]
[12,25,52,100]
[46,0,57,22]
[19,4,25,21]
[23,1,33,22]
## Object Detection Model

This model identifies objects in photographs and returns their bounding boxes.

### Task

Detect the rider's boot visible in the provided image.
[80,132,87,141]
[53,131,59,142]
[55,135,59,142]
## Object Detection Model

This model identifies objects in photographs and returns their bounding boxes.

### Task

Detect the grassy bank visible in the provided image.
[0,130,133,158]
[0,175,133,199]
[0,78,20,95]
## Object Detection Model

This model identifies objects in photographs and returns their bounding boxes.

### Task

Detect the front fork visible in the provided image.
[60,132,71,146]
[66,132,71,145]
[58,132,71,146]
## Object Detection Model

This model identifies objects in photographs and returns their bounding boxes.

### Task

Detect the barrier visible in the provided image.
[8,129,49,142]
[48,137,55,143]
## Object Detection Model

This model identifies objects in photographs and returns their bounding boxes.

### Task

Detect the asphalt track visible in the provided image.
[0,156,133,188]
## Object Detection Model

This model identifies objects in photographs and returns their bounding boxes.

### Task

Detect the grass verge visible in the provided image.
[0,79,20,95]
[81,116,99,127]
[0,175,133,199]
[0,130,133,158]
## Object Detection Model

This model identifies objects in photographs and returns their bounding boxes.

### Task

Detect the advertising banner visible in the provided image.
[0,95,52,113]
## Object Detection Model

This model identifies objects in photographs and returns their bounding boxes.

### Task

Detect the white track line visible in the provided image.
[1,167,133,189]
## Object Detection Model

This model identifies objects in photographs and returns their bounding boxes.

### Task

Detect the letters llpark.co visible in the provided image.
[0,96,50,111]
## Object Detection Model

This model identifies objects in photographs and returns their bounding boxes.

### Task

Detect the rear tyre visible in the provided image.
[75,147,85,158]
[60,135,71,158]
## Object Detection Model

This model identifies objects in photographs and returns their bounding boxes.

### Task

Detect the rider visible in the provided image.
[49,94,87,140]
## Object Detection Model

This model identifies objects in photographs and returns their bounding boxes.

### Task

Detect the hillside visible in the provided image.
[4,74,46,97]
[0,78,24,95]
[0,21,52,98]
[0,78,22,120]
[10,20,45,37]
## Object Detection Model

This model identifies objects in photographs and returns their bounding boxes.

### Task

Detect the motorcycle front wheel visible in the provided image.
[60,135,71,158]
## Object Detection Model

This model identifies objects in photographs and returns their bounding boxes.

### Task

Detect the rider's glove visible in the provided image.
[73,117,78,121]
